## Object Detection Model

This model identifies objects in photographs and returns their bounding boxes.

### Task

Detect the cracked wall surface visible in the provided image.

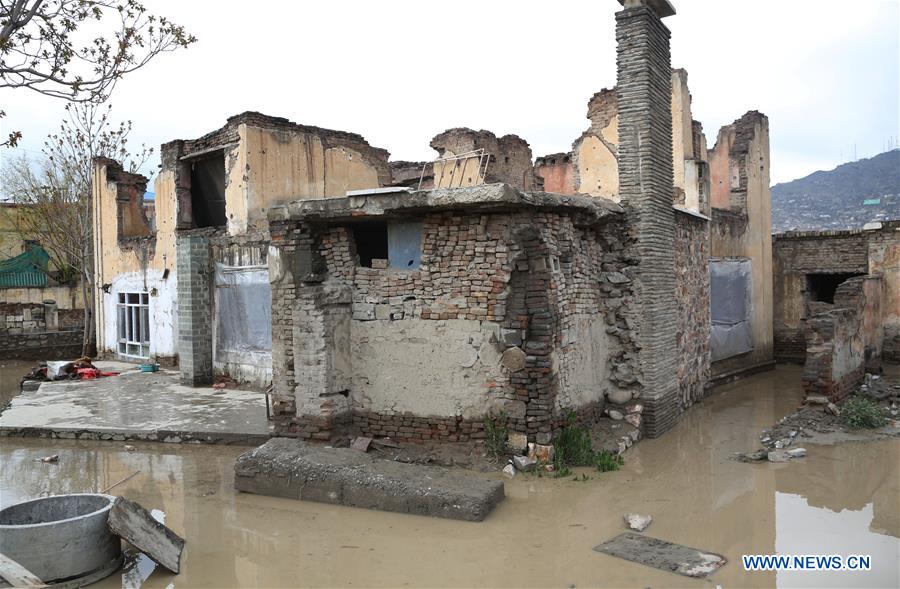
[266,186,633,442]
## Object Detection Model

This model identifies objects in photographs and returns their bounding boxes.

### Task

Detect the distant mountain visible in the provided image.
[771,149,900,233]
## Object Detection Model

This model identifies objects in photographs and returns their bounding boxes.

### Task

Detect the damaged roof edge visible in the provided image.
[267,183,625,224]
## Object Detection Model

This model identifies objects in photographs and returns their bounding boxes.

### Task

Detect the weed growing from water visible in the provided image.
[842,396,887,429]
[483,411,508,460]
[552,410,625,477]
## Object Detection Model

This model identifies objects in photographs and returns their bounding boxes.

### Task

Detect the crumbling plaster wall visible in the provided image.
[708,112,773,376]
[803,276,884,401]
[92,159,178,360]
[267,198,634,442]
[533,70,706,215]
[772,222,900,363]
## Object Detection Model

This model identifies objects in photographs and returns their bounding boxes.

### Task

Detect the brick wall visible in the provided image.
[802,276,883,401]
[772,226,892,362]
[674,211,711,408]
[268,204,635,443]
[176,233,213,385]
[616,3,679,437]
[0,302,83,360]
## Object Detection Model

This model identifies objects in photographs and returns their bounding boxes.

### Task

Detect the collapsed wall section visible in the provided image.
[803,276,884,401]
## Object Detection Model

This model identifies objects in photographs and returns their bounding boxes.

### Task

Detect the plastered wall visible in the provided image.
[709,112,774,376]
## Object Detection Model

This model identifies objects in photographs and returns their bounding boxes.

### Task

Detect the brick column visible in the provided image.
[176,234,213,385]
[616,0,679,437]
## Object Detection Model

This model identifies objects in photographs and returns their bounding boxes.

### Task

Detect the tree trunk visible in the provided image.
[81,268,97,357]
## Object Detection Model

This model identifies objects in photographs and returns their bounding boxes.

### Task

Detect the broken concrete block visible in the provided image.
[108,497,185,574]
[502,464,517,479]
[608,409,624,421]
[500,346,527,372]
[623,513,652,532]
[627,403,643,414]
[786,447,807,458]
[507,432,528,452]
[351,437,372,452]
[235,438,505,522]
[595,532,727,578]
[512,455,537,472]
[624,413,641,428]
[825,402,841,416]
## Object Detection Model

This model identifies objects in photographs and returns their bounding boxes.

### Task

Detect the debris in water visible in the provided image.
[38,454,59,463]
[623,513,652,532]
[594,532,727,578]
[502,464,517,478]
[767,448,807,462]
[124,444,136,452]
[734,449,768,462]
[108,497,185,574]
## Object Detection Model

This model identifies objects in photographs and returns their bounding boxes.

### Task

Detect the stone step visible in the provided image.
[234,438,505,521]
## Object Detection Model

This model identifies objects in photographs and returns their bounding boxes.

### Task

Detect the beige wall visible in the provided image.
[710,117,774,373]
[231,124,381,234]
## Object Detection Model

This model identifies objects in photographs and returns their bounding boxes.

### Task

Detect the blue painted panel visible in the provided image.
[388,221,422,270]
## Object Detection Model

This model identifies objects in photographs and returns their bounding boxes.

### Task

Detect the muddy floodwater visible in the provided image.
[1,364,898,588]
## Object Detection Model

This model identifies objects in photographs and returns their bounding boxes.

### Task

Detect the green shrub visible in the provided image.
[552,410,624,477]
[842,396,887,429]
[483,412,508,460]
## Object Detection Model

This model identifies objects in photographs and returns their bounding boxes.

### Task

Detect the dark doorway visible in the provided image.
[807,273,862,304]
[190,153,226,228]
[352,222,388,267]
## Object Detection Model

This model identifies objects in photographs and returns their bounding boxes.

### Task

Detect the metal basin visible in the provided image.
[0,493,121,583]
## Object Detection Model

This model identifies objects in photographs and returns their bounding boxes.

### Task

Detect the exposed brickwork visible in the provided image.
[674,210,711,407]
[772,229,880,362]
[176,233,213,386]
[268,194,634,443]
[802,276,883,401]
[616,3,679,437]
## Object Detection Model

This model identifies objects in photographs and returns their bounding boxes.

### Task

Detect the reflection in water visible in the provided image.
[0,365,898,588]
[776,492,899,588]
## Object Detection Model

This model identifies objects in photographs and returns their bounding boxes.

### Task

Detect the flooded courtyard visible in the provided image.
[1,364,898,588]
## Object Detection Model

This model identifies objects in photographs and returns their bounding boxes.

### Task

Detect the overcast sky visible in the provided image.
[2,0,898,186]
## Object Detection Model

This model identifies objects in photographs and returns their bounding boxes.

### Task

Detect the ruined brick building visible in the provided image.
[93,0,786,443]
[772,222,899,400]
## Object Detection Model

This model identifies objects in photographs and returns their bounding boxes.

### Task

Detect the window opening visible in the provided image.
[117,292,150,358]
[353,222,388,268]
[190,152,227,228]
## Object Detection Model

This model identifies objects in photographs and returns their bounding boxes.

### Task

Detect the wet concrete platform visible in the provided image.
[0,362,270,444]
[235,438,505,521]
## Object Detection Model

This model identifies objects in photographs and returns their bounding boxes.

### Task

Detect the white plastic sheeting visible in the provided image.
[710,258,753,362]
[214,264,272,355]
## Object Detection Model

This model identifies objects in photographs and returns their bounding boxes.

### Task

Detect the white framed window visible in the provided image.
[117,292,150,358]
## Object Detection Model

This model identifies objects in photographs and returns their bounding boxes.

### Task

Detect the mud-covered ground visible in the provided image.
[754,366,900,453]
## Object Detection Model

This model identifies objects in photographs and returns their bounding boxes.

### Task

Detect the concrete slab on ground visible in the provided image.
[234,438,505,521]
[0,364,269,444]
[594,532,727,578]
